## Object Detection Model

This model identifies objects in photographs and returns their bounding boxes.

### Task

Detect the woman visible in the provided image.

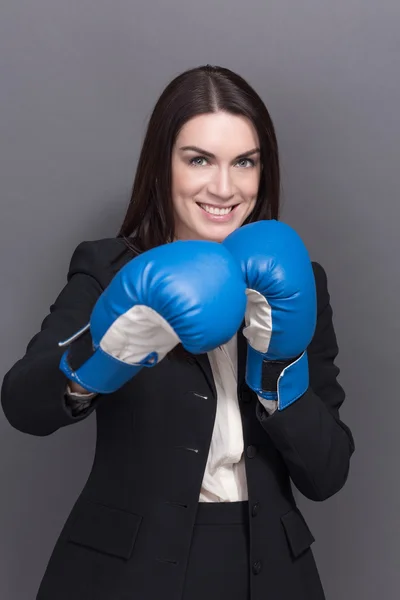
[1,65,355,600]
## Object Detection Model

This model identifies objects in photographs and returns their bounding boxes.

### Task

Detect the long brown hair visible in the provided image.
[111,64,281,267]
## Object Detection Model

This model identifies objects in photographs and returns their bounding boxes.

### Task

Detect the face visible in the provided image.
[171,111,261,242]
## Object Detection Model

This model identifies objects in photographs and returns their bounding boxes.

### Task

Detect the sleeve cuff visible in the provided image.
[65,382,98,400]
[257,395,278,415]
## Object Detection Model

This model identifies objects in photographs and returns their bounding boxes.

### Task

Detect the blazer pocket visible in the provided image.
[67,500,142,560]
[280,507,315,559]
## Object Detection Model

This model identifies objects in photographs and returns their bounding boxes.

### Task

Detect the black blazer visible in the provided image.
[1,237,355,600]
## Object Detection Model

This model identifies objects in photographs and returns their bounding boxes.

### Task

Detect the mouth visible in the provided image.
[196,202,239,217]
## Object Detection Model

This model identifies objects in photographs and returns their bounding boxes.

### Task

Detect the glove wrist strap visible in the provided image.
[58,325,155,395]
[246,345,310,410]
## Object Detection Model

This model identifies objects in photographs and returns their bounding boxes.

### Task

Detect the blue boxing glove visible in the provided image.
[223,220,317,411]
[58,240,247,395]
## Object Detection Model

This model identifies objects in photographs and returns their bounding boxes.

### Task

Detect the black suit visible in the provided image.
[1,237,355,600]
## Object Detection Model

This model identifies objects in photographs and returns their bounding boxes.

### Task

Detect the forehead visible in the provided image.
[175,111,259,155]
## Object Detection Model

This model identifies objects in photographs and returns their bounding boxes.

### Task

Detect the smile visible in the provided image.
[197,203,237,216]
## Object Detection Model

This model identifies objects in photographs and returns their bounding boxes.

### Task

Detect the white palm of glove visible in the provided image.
[242,289,273,353]
[100,305,180,365]
[242,288,277,415]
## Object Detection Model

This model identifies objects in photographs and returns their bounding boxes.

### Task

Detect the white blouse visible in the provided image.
[199,334,277,502]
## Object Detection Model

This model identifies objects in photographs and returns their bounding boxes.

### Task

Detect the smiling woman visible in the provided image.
[1,64,354,600]
[116,64,280,254]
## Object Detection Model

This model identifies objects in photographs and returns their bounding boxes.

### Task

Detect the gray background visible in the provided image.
[0,0,398,598]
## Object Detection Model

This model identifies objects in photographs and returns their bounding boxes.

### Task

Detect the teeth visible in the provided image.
[200,204,233,215]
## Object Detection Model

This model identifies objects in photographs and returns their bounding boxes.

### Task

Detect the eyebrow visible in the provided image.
[179,145,261,160]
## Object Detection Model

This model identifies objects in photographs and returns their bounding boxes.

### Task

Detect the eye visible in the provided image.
[189,156,208,167]
[236,158,256,168]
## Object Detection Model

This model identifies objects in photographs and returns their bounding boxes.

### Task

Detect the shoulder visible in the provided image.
[311,261,328,286]
[67,237,137,288]
[311,261,331,312]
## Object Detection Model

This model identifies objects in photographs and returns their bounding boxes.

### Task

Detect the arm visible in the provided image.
[1,242,105,436]
[255,262,355,501]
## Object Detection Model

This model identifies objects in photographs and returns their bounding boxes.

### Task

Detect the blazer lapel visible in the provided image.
[192,352,217,399]
[194,319,247,400]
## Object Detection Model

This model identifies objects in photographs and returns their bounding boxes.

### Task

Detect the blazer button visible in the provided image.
[246,445,257,459]
[251,502,260,517]
[252,560,262,575]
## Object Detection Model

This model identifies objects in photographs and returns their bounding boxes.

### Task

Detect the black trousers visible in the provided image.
[182,500,250,600]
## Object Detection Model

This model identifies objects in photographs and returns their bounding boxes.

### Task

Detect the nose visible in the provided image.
[207,167,235,200]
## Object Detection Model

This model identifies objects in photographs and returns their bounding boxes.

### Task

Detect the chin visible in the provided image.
[200,226,240,244]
